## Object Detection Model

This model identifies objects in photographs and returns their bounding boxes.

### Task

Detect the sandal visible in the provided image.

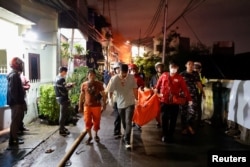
[45,149,54,153]
[188,126,195,135]
[85,137,92,145]
[94,136,100,142]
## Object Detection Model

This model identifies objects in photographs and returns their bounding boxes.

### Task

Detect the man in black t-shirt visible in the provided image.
[54,66,74,136]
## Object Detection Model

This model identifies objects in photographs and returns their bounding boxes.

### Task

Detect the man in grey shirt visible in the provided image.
[106,63,138,149]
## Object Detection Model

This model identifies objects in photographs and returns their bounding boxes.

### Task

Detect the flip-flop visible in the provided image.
[45,149,54,153]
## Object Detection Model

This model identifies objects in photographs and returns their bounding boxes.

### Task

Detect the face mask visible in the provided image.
[170,68,177,74]
[130,71,135,75]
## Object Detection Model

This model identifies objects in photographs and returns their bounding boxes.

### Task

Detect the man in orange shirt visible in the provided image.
[78,69,106,144]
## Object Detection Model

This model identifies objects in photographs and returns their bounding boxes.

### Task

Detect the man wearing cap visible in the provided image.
[128,64,145,88]
[193,62,207,126]
[107,62,122,138]
[150,62,165,128]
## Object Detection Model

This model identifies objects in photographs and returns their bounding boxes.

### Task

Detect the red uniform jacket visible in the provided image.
[134,74,145,88]
[155,72,192,104]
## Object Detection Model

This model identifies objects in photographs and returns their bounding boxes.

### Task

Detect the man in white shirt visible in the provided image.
[106,64,138,149]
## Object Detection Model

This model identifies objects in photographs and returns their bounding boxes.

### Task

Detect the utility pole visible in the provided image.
[138,28,141,56]
[162,0,168,64]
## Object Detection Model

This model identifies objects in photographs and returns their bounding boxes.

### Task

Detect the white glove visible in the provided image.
[188,101,193,106]
[108,98,113,107]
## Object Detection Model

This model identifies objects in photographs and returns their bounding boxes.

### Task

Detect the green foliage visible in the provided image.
[38,84,59,123]
[67,66,89,106]
[67,66,103,106]
[133,53,162,86]
[74,43,85,55]
[61,42,70,59]
[133,53,162,78]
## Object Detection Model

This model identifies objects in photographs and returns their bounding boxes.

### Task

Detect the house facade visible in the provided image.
[0,0,77,130]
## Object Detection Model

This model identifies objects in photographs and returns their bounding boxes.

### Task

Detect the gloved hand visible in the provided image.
[188,101,193,106]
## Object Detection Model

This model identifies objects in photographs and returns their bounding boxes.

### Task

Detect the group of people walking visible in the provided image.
[53,59,206,150]
[6,56,205,150]
[104,59,206,148]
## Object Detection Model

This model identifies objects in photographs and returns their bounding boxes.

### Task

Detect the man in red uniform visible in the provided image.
[128,64,145,130]
[128,64,145,88]
[155,60,192,143]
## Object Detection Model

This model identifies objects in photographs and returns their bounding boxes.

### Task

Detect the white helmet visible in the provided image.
[155,62,164,69]
[113,62,121,69]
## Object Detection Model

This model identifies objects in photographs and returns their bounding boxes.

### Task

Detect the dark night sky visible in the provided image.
[88,0,250,54]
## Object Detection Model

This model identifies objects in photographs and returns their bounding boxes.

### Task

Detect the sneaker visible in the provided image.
[162,136,167,143]
[125,141,131,149]
[59,130,70,136]
[21,127,29,131]
[114,132,122,138]
[85,137,93,145]
[9,138,24,145]
[94,136,100,142]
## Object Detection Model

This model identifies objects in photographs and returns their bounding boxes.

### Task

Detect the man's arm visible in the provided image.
[78,84,85,113]
[133,88,138,101]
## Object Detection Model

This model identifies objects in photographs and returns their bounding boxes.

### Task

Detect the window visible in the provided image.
[28,53,40,80]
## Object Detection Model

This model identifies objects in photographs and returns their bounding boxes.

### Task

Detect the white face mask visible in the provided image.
[170,68,177,74]
[130,71,135,75]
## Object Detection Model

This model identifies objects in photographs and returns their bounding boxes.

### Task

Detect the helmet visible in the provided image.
[10,57,24,72]
[113,62,121,69]
[128,63,138,69]
[155,62,164,69]
[194,62,202,69]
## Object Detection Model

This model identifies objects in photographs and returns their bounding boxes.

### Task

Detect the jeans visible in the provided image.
[10,104,24,140]
[118,105,135,143]
[57,99,70,131]
[113,102,121,135]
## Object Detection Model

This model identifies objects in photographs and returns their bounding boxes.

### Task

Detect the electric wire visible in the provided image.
[182,15,203,44]
[144,0,165,37]
[53,0,105,42]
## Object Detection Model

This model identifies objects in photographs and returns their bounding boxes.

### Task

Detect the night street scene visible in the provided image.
[1,0,250,167]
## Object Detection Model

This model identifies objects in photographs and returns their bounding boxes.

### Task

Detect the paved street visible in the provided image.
[0,105,250,167]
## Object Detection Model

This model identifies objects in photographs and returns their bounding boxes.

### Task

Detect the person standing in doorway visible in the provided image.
[7,57,26,145]
[78,69,106,144]
[106,64,138,149]
[54,66,74,136]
